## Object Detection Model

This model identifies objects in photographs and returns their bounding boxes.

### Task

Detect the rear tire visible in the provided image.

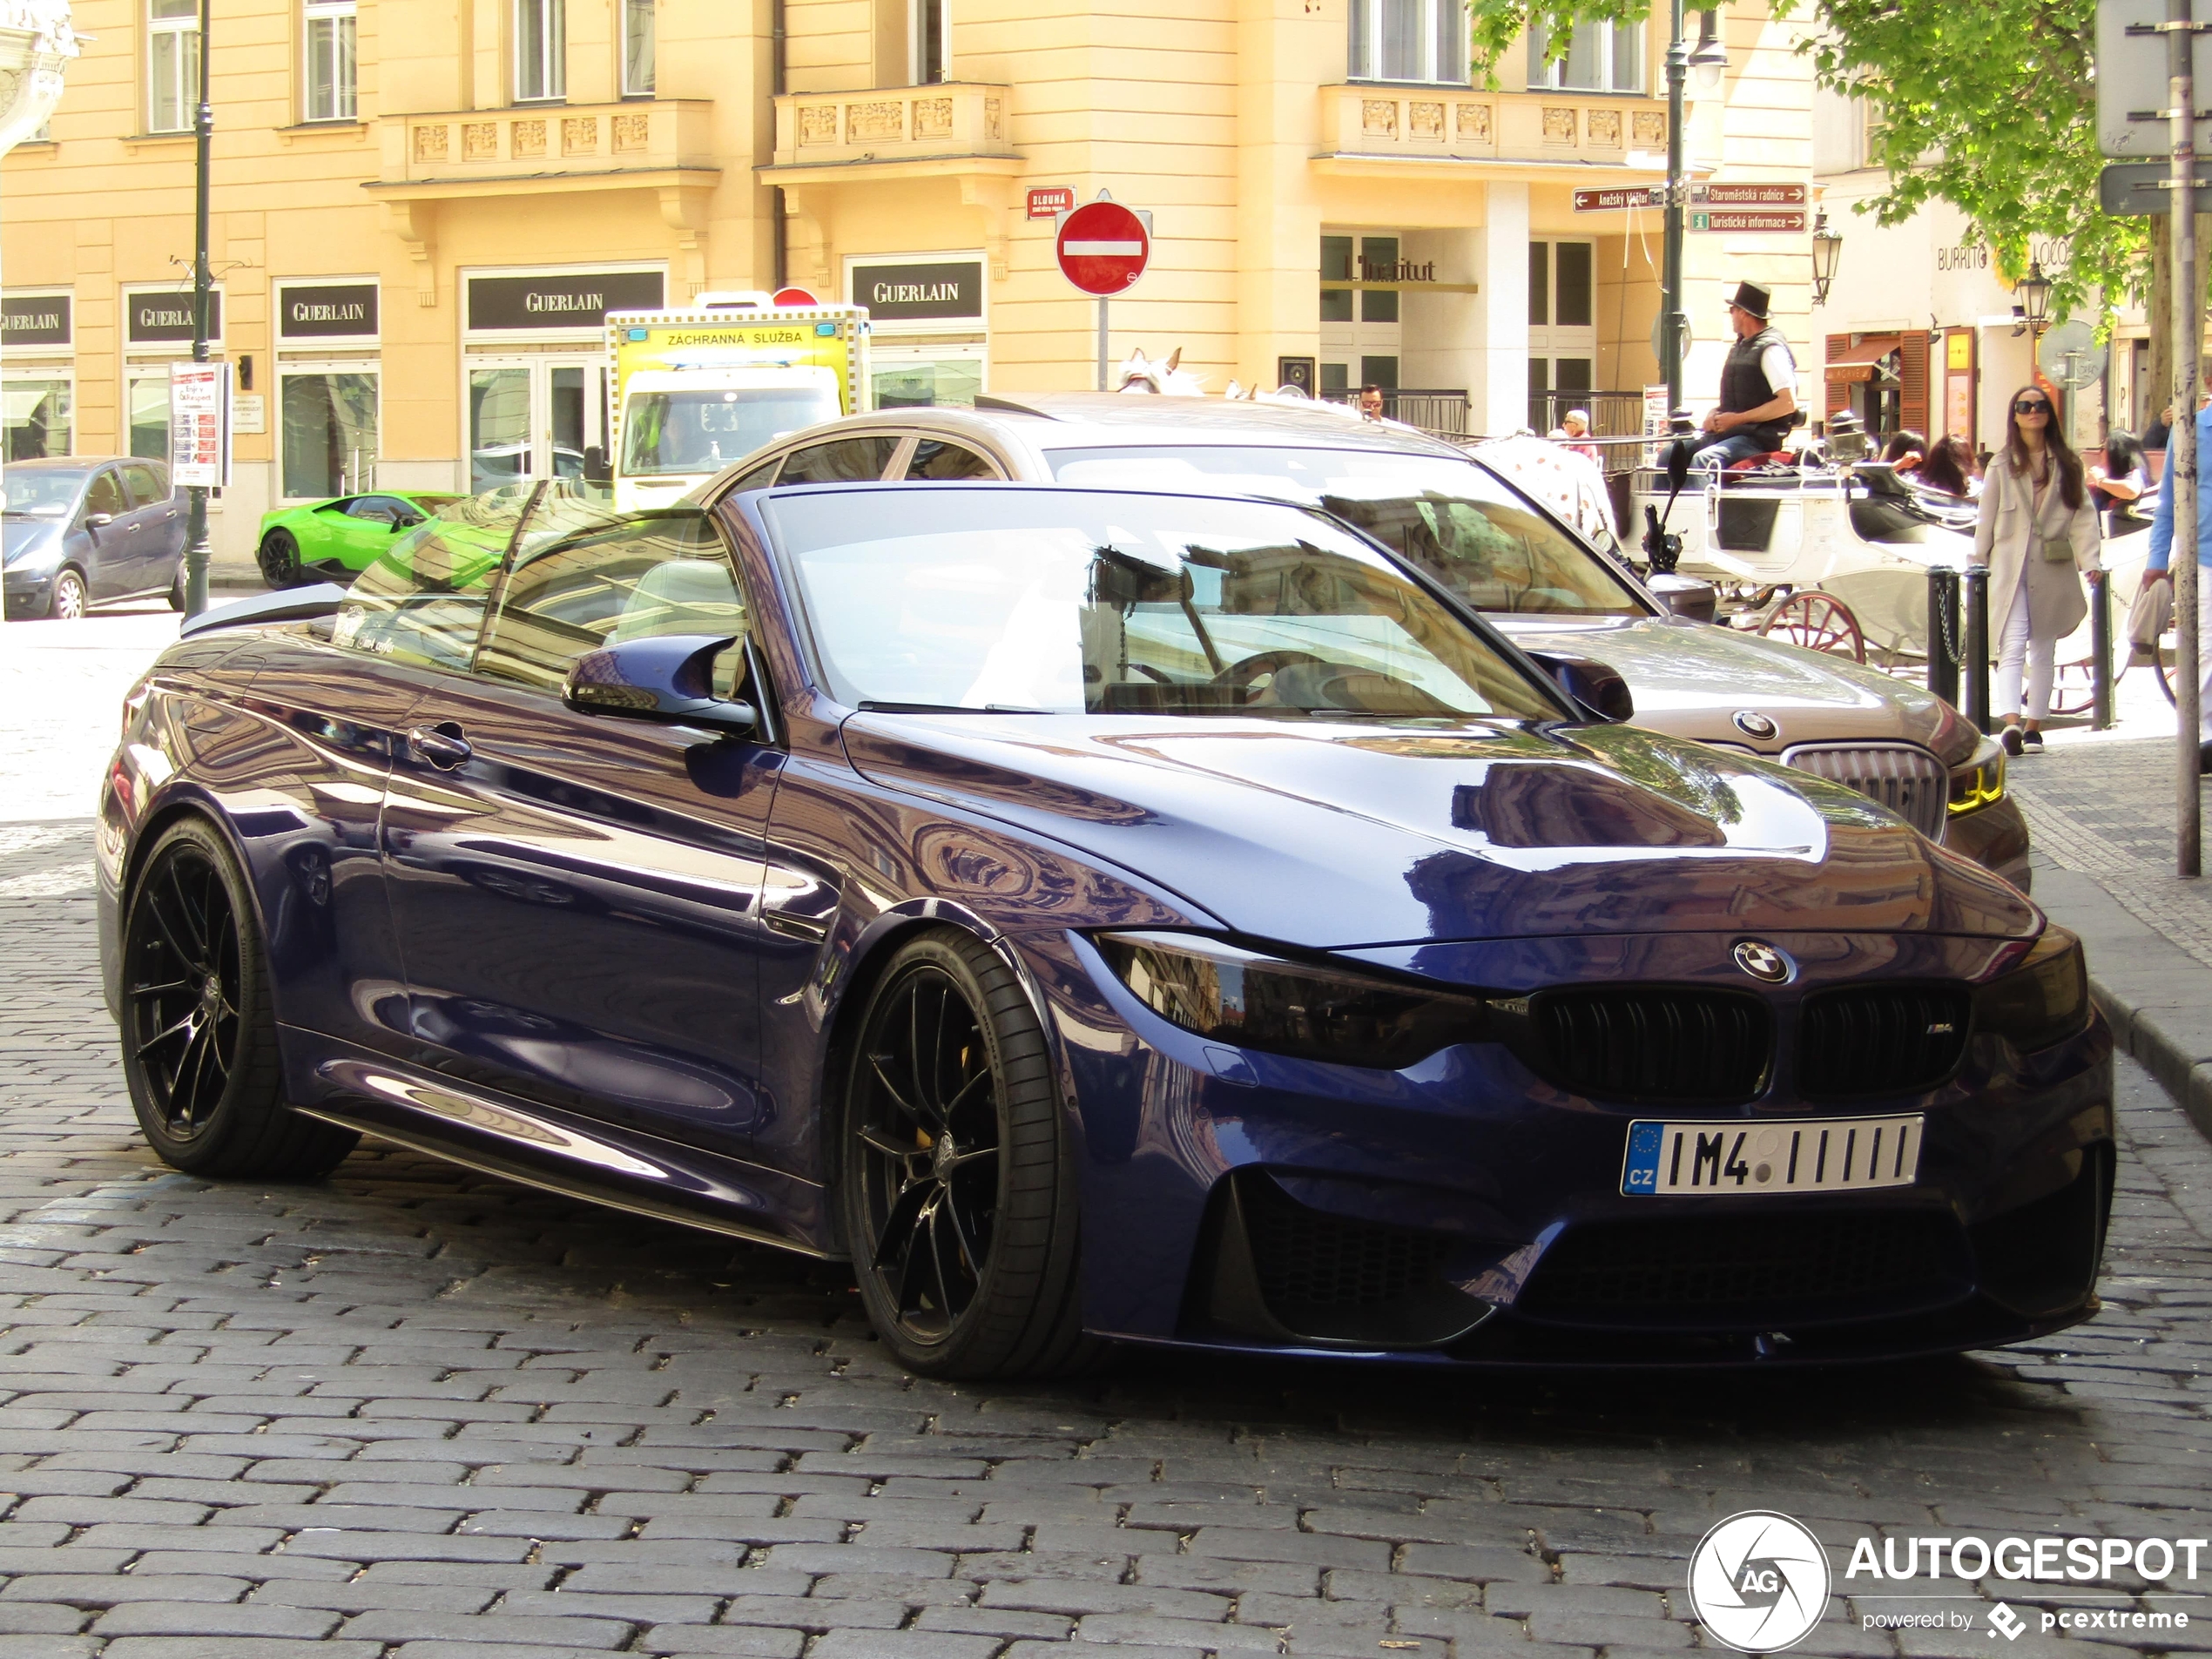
[257,529,304,590]
[118,818,359,1179]
[839,930,1099,1379]
[167,569,186,611]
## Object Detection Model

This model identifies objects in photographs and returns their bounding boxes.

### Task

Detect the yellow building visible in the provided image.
[2,0,1814,572]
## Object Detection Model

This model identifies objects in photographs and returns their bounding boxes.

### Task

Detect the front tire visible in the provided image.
[48,567,87,620]
[257,529,304,590]
[118,819,359,1178]
[839,930,1096,1379]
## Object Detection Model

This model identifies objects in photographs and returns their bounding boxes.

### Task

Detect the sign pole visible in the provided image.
[1097,297,1108,392]
[1661,0,1688,414]
[2174,0,2202,877]
[182,0,212,619]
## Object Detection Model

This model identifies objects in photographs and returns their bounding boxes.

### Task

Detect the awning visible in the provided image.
[1825,335,1902,383]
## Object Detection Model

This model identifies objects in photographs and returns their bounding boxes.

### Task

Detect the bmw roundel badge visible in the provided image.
[1732,940,1792,983]
[1731,710,1779,740]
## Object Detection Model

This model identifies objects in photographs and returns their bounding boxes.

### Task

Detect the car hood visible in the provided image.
[842,712,2036,949]
[2,518,64,567]
[1486,614,1968,762]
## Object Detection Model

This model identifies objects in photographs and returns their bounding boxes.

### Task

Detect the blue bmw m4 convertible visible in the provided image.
[98,482,2113,1376]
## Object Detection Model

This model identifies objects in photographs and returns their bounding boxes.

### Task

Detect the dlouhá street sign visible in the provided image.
[1028,186,1076,219]
[1056,199,1150,296]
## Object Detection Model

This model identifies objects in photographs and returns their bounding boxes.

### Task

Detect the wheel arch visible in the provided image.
[118,789,279,984]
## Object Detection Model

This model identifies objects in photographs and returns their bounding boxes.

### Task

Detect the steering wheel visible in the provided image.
[1211,649,1329,703]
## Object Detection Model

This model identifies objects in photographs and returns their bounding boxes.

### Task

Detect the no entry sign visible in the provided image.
[1056,199,1150,296]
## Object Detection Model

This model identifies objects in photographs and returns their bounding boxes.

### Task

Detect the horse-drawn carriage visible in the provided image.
[1622,450,2182,715]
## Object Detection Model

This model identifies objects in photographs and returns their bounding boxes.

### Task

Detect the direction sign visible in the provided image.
[1694,181,1807,206]
[2097,0,2212,158]
[1575,186,1661,211]
[1056,199,1150,295]
[2101,158,2212,212]
[1689,208,1806,233]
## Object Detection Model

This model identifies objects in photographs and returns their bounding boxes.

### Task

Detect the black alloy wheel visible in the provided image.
[257,529,303,589]
[840,931,1096,1378]
[119,819,358,1177]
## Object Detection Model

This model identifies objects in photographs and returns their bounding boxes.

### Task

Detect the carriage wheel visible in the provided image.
[2047,660,2098,718]
[1759,591,1867,663]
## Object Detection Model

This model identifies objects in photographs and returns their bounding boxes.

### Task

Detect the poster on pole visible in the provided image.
[1644,383,1671,467]
[169,361,232,489]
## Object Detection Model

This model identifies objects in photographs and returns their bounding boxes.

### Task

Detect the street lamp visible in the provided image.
[1689,8,1728,92]
[2013,261,2054,334]
[1811,211,1843,307]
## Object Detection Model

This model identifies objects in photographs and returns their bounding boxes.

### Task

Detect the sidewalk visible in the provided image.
[2007,694,2212,1136]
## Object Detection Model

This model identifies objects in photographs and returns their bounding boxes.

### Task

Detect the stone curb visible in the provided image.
[2030,860,2212,1140]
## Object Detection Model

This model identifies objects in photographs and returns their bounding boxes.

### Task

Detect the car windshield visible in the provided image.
[3,470,86,516]
[767,487,1562,723]
[1043,445,1646,618]
[623,388,840,476]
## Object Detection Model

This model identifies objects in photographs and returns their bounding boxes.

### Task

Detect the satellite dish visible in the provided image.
[2037,320,2103,390]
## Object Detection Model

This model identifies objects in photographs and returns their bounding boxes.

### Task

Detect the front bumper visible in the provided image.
[1047,927,2114,1367]
[3,570,56,617]
[1946,795,2033,893]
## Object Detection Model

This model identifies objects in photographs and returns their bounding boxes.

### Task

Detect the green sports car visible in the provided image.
[255,490,465,588]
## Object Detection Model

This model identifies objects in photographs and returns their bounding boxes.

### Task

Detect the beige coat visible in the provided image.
[1972,453,2103,642]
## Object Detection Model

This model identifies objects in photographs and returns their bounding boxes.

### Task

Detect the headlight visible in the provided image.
[1975,927,2090,1051]
[1948,735,2006,817]
[1094,930,1489,1069]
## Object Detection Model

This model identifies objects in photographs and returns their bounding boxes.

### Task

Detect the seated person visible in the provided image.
[1675,281,1799,472]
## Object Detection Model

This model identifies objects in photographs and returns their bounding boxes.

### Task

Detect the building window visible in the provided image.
[871,347,983,408]
[914,0,946,83]
[281,369,380,499]
[4,377,74,459]
[147,0,200,134]
[516,0,565,102]
[1349,0,1467,84]
[1527,239,1593,327]
[1527,17,1642,92]
[304,0,357,121]
[622,0,654,95]
[127,372,172,462]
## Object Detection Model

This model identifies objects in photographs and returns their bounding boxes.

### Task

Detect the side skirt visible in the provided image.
[283,1030,844,1259]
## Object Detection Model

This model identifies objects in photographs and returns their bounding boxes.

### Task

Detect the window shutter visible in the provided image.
[1899,331,1931,435]
[1825,334,1850,416]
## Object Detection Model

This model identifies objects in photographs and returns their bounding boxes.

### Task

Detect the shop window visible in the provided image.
[1360,355,1399,390]
[912,0,947,82]
[1527,239,1594,327]
[127,374,171,463]
[516,0,566,102]
[3,378,73,460]
[1527,17,1642,92]
[304,0,357,121]
[623,0,654,95]
[282,369,379,500]
[1359,236,1399,323]
[1320,237,1354,322]
[869,354,982,409]
[147,0,200,134]
[1349,0,1467,84]
[1320,362,1351,396]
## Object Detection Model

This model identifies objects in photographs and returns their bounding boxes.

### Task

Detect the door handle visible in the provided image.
[408,724,473,769]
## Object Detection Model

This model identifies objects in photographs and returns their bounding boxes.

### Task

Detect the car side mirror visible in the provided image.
[84,513,112,531]
[563,632,757,736]
[1523,649,1635,724]
[1646,573,1718,624]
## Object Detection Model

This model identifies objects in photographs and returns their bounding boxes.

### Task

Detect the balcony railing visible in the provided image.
[1316,84,1668,169]
[380,98,716,185]
[770,83,1017,169]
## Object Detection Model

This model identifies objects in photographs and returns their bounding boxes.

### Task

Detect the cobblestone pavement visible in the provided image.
[2,829,2210,1659]
[2008,735,2212,972]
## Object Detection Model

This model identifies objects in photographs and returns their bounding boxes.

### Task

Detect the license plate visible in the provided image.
[1620,1116,1923,1197]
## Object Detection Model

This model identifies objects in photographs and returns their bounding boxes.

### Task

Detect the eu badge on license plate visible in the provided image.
[1620,1115,1924,1196]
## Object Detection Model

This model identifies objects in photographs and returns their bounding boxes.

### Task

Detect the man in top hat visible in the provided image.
[1677,280,1799,473]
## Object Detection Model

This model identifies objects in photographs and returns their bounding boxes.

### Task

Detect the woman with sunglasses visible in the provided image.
[1971,385,2102,754]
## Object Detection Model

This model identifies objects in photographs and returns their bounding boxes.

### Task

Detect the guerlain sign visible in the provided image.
[465,269,664,335]
[277,280,379,341]
[127,288,223,346]
[2,292,71,349]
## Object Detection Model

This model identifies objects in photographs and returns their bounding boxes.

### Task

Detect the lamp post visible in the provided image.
[180,0,213,617]
[1811,212,1843,307]
[1662,5,1729,414]
[2013,260,2053,337]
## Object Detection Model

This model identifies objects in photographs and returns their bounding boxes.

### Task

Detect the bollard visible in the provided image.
[1961,563,1993,732]
[2091,569,2114,732]
[1926,567,1961,705]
